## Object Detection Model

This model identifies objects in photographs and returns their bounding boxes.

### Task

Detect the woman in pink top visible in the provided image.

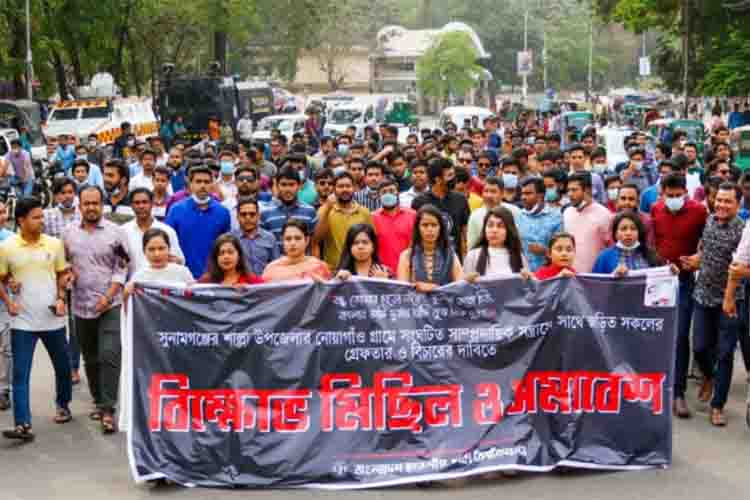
[262,219,331,282]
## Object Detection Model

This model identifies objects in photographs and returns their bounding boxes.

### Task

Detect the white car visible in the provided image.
[439,106,494,130]
[251,114,307,144]
[323,102,376,139]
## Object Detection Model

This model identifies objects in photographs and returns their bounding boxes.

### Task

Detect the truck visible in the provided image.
[158,72,241,142]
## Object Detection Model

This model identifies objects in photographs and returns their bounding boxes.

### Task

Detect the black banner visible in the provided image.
[126,270,677,488]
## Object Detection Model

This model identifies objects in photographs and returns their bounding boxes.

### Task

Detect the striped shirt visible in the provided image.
[353,187,382,212]
[259,198,319,249]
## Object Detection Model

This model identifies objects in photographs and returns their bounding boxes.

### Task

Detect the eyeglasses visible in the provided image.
[459,158,473,164]
[477,162,491,167]
[237,176,257,183]
[317,180,332,186]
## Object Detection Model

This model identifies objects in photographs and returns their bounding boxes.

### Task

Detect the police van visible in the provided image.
[44,73,158,144]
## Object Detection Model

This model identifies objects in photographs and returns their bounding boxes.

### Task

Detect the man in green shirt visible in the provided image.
[313,171,372,270]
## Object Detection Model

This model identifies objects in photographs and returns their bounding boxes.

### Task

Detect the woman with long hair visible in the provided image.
[262,219,331,282]
[397,204,463,292]
[198,234,264,285]
[464,206,528,278]
[335,224,391,280]
[592,212,662,276]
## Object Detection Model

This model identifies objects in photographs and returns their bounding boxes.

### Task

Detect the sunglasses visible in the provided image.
[237,176,257,183]
[477,162,491,167]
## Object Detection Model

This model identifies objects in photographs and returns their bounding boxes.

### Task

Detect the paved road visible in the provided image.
[2,353,749,500]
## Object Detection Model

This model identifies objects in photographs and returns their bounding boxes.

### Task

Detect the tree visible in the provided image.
[416,31,483,101]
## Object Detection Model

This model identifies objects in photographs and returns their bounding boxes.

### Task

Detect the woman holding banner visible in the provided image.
[397,205,463,292]
[198,234,264,285]
[592,212,664,276]
[263,219,331,282]
[335,224,392,280]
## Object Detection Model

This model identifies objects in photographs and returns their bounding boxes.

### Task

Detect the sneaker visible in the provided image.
[0,393,10,411]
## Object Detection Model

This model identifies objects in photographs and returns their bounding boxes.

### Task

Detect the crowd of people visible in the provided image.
[1,110,749,443]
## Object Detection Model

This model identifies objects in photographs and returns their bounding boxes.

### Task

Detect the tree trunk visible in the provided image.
[51,49,68,99]
[112,0,133,87]
[214,31,227,74]
[6,8,25,98]
[682,0,690,118]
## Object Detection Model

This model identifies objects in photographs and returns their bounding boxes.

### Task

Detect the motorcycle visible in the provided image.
[32,159,65,208]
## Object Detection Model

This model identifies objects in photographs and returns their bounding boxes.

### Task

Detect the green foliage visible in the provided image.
[416,31,483,99]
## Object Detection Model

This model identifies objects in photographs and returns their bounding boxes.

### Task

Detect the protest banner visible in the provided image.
[126,271,676,488]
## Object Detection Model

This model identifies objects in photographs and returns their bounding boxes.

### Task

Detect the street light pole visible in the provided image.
[523,4,529,105]
[587,10,593,101]
[25,0,33,100]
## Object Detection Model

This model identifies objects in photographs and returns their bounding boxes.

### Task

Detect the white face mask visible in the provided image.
[616,240,641,251]
[192,194,210,205]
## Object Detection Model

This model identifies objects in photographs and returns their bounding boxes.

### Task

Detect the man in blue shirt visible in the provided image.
[166,166,231,278]
[641,160,675,214]
[516,177,562,271]
[231,197,279,275]
[53,134,76,173]
[166,147,187,193]
[260,166,318,250]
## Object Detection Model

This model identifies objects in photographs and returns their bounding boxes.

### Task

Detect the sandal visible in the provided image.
[89,409,102,421]
[54,408,72,424]
[711,408,727,427]
[101,413,117,434]
[3,424,35,441]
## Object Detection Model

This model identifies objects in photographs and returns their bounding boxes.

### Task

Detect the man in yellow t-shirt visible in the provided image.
[0,197,71,441]
[313,171,373,270]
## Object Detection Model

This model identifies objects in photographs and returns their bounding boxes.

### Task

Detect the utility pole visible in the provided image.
[682,0,690,118]
[543,21,548,92]
[587,9,593,101]
[523,4,529,105]
[25,0,33,100]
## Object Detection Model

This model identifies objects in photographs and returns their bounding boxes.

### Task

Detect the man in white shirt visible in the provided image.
[123,188,184,273]
[129,149,172,196]
[400,159,430,209]
[237,113,254,141]
[468,176,520,249]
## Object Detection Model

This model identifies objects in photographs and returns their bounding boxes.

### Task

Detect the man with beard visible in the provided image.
[102,159,135,224]
[166,166,231,278]
[260,166,318,251]
[412,158,469,258]
[63,186,130,434]
[166,147,187,193]
[312,171,372,270]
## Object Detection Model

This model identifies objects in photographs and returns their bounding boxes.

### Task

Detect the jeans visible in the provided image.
[11,328,72,426]
[674,275,695,399]
[75,307,121,413]
[10,175,33,197]
[0,322,10,394]
[693,302,743,410]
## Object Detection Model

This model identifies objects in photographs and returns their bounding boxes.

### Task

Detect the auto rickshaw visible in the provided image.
[671,119,706,155]
[384,99,418,128]
[733,125,750,170]
[559,111,594,147]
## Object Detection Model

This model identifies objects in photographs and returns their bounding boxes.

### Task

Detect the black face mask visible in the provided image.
[445,178,457,191]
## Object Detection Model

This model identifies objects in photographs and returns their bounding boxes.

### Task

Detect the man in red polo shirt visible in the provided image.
[652,173,708,418]
[372,178,416,274]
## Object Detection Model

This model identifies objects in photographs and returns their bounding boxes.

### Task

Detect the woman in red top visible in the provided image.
[534,232,577,280]
[198,234,264,285]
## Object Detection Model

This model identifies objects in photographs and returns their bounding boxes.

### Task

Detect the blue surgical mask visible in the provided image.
[333,166,346,176]
[220,161,235,176]
[545,187,559,202]
[502,173,518,190]
[381,192,398,208]
[665,196,684,213]
[338,144,349,156]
